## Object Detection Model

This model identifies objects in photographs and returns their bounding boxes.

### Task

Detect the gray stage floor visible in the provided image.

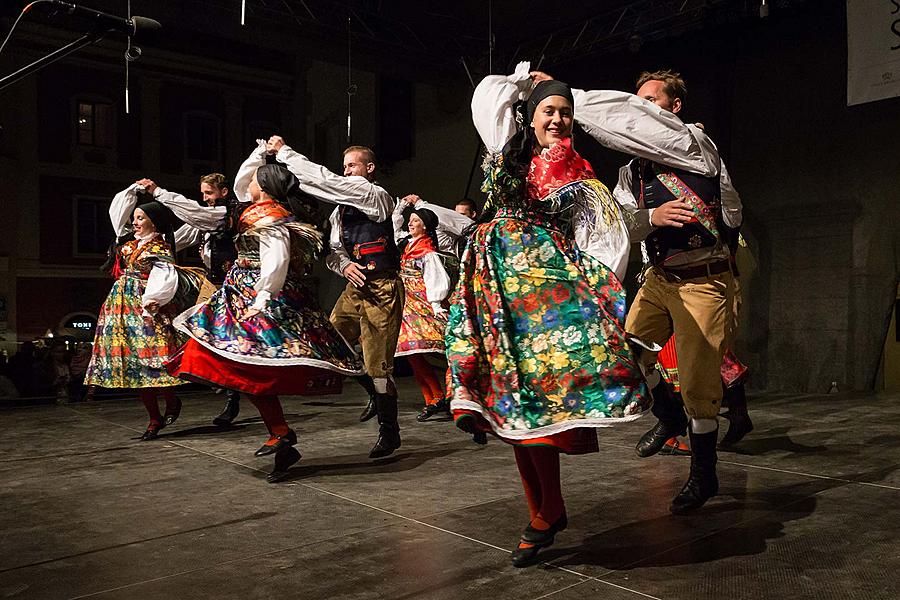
[1,380,898,599]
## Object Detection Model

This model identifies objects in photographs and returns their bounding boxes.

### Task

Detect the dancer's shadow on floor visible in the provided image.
[542,462,899,570]
[161,412,322,439]
[719,426,828,456]
[301,400,361,408]
[542,472,822,569]
[270,442,475,483]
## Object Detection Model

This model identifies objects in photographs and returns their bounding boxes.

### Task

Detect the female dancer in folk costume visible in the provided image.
[446,63,650,566]
[85,183,209,441]
[169,141,364,483]
[390,203,453,421]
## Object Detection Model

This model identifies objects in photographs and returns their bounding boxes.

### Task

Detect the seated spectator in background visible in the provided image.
[0,363,18,401]
[8,341,37,397]
[69,343,92,402]
[33,342,71,403]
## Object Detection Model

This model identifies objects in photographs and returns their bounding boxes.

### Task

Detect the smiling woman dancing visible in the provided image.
[446,63,650,566]
[84,185,203,441]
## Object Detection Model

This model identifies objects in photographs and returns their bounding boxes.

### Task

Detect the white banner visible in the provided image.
[847,0,900,106]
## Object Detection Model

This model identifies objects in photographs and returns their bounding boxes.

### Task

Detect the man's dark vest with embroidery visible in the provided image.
[631,158,733,266]
[339,206,399,273]
[206,198,248,284]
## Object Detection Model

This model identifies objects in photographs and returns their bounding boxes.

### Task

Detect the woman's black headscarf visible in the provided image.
[396,207,440,254]
[503,79,576,182]
[134,200,182,261]
[411,207,438,233]
[526,79,574,124]
[256,163,318,224]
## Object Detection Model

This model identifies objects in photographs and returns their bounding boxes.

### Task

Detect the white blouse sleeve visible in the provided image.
[421,253,451,309]
[572,196,631,283]
[324,208,352,276]
[200,237,212,269]
[471,61,533,153]
[142,262,179,317]
[234,140,269,204]
[252,225,290,310]
[275,145,393,222]
[719,160,743,229]
[109,184,140,237]
[415,199,473,240]
[612,161,655,242]
[392,199,410,245]
[571,89,720,177]
[154,188,225,230]
[174,224,203,252]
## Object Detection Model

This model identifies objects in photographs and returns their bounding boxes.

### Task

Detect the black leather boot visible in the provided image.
[719,384,753,447]
[213,390,241,427]
[670,427,719,515]
[369,392,401,459]
[356,375,378,422]
[267,446,301,483]
[635,378,688,458]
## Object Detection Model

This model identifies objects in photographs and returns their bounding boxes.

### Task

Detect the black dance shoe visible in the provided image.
[416,400,449,422]
[267,446,302,483]
[719,412,753,448]
[212,392,240,427]
[163,396,182,427]
[636,419,688,458]
[254,429,298,457]
[510,514,568,568]
[659,437,691,456]
[140,423,163,441]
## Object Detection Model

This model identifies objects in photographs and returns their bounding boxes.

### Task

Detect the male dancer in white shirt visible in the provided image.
[532,68,743,514]
[268,136,404,459]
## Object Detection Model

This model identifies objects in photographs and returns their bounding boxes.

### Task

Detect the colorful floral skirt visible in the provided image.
[85,274,184,388]
[446,215,649,451]
[396,266,449,357]
[170,265,363,395]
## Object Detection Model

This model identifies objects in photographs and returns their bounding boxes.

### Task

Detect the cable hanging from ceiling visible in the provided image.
[346,6,356,143]
[123,0,142,114]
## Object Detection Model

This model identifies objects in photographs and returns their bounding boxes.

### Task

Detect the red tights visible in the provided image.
[407,355,445,405]
[247,395,290,441]
[513,445,566,527]
[138,388,178,426]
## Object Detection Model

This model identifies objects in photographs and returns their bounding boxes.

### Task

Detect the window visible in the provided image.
[184,111,221,161]
[77,101,115,148]
[73,196,116,256]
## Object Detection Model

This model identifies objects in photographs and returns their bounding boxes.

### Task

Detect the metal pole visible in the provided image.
[0,31,105,91]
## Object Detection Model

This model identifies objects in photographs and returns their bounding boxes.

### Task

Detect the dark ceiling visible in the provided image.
[2,0,810,82]
[201,0,809,74]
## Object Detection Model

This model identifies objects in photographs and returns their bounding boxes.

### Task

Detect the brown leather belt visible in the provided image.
[659,259,731,282]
